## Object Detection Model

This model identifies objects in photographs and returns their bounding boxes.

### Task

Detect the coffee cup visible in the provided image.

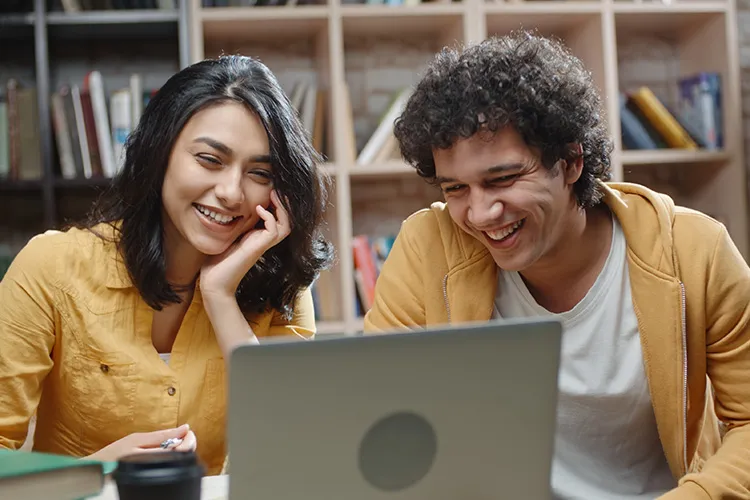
[112,450,205,500]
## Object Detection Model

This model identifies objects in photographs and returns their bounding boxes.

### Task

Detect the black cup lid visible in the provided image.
[118,450,198,469]
[113,451,204,485]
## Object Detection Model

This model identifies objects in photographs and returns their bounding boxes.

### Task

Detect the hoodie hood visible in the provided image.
[600,181,679,278]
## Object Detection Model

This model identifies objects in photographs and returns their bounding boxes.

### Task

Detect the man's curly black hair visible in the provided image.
[393,30,613,208]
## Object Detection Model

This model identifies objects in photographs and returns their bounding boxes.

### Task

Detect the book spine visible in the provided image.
[72,85,93,179]
[86,71,116,178]
[51,91,77,179]
[631,87,697,150]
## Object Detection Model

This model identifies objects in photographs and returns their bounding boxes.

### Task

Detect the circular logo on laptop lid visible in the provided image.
[358,411,438,492]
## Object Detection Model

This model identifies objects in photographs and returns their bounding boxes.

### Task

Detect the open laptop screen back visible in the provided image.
[228,318,562,500]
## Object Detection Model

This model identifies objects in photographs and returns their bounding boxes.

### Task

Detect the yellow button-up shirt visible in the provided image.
[0,225,316,474]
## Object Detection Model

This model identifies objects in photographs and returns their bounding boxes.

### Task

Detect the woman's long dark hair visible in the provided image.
[78,55,333,319]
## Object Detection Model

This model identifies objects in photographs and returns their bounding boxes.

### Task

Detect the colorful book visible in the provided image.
[678,72,722,149]
[630,87,698,150]
[619,92,658,150]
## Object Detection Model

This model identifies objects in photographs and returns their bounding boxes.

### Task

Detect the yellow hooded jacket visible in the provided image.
[364,182,750,499]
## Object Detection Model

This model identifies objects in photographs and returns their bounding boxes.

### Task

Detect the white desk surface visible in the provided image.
[91,473,228,499]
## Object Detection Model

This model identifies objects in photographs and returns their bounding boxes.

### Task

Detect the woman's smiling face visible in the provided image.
[161,101,274,257]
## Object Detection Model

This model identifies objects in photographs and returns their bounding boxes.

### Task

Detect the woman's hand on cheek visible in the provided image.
[199,190,291,301]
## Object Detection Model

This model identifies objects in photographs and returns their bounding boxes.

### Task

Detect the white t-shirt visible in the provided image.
[493,216,676,499]
[159,352,171,365]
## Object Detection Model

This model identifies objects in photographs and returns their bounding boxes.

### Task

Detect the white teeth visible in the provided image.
[486,220,523,241]
[196,205,237,225]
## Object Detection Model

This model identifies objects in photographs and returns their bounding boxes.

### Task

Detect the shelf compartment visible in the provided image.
[614,8,730,97]
[614,7,729,68]
[615,8,732,153]
[350,175,441,245]
[202,10,333,161]
[614,8,743,248]
[348,175,442,320]
[343,10,464,168]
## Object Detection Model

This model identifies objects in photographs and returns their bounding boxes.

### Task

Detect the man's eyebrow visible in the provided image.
[435,163,525,184]
[193,137,271,163]
[434,175,456,185]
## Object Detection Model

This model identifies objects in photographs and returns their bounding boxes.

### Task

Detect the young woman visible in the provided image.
[0,55,333,475]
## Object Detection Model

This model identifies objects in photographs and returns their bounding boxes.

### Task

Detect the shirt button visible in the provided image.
[100,364,109,374]
[167,386,176,396]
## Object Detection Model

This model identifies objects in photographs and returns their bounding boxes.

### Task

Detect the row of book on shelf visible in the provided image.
[0,69,721,183]
[357,72,725,171]
[620,72,722,151]
[0,73,151,182]
[0,73,327,182]
[52,75,325,183]
[0,70,411,181]
[331,72,726,166]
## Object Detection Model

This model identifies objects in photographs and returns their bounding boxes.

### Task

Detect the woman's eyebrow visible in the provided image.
[193,136,232,156]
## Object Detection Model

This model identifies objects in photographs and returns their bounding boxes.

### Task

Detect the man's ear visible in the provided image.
[561,143,584,185]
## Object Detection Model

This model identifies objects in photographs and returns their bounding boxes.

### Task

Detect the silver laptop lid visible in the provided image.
[228,318,562,499]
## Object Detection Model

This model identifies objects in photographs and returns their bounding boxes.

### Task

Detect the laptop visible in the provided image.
[227,318,562,499]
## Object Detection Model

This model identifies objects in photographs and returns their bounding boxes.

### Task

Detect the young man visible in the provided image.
[364,31,750,499]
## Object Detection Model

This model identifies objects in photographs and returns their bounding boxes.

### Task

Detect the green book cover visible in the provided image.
[0,449,115,499]
[0,448,115,477]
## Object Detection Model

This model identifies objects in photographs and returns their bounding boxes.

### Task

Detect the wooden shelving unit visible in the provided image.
[187,0,748,335]
[2,0,746,338]
[187,0,749,335]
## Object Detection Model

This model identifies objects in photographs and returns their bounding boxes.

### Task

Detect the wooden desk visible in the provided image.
[90,473,228,499]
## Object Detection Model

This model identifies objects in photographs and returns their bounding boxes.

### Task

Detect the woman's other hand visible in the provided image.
[85,423,197,462]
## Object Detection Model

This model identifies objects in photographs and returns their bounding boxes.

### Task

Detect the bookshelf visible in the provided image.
[0,0,189,240]
[1,0,746,338]
[188,0,748,335]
